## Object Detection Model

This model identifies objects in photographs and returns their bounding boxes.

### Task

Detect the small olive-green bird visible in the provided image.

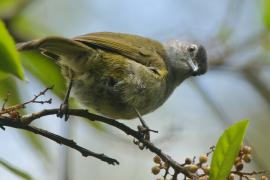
[17,32,207,120]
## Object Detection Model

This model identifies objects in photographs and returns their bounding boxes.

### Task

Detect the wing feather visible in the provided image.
[73,32,168,78]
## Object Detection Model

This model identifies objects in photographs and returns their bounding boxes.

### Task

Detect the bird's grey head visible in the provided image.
[164,40,207,84]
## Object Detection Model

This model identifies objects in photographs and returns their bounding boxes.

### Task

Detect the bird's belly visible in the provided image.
[72,73,167,120]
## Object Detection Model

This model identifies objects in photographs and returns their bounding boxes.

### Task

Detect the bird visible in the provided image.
[16,32,207,121]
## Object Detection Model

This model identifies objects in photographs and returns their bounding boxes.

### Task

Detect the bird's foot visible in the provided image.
[137,124,158,141]
[133,124,158,150]
[133,108,158,150]
[57,102,69,121]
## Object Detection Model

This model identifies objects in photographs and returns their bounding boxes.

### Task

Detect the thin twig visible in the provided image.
[0,86,53,116]
[1,92,10,110]
[206,146,215,157]
[231,170,269,177]
[0,116,119,165]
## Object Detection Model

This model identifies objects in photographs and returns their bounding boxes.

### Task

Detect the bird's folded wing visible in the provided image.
[73,32,168,77]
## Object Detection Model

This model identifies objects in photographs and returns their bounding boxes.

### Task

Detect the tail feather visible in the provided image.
[16,39,41,51]
[15,37,98,70]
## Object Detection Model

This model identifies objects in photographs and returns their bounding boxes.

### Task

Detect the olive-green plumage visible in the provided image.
[16,32,207,119]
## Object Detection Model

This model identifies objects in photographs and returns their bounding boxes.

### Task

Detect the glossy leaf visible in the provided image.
[0,20,24,79]
[0,158,32,180]
[209,120,249,180]
[262,0,270,30]
[20,51,66,98]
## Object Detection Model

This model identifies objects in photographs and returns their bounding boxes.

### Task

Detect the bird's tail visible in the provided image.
[16,37,98,72]
[16,39,41,51]
[16,39,61,61]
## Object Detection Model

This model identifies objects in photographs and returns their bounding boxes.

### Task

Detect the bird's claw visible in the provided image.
[133,108,158,149]
[0,125,5,131]
[57,103,69,121]
[134,125,158,150]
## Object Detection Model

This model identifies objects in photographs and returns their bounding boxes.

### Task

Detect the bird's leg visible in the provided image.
[57,77,73,121]
[0,123,5,130]
[134,108,158,149]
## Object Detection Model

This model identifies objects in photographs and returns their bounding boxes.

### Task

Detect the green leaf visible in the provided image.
[0,20,24,79]
[0,70,8,80]
[0,158,33,180]
[21,51,66,98]
[0,77,22,107]
[209,120,249,180]
[262,0,270,30]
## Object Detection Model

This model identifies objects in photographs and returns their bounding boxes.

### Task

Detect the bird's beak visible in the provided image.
[187,57,199,74]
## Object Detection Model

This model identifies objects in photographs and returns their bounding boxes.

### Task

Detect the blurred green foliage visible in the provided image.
[0,158,32,180]
[0,0,20,18]
[0,20,24,80]
[210,120,249,180]
[0,77,21,108]
[262,0,270,30]
[0,70,8,80]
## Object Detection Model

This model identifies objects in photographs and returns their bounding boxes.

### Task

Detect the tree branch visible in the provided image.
[0,108,195,179]
[0,116,119,165]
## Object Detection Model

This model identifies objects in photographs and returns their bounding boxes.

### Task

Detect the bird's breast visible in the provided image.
[69,55,169,119]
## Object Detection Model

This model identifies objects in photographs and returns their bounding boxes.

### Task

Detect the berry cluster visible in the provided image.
[151,155,169,177]
[151,153,211,180]
[234,145,252,172]
[184,154,210,179]
[228,145,268,180]
[151,145,268,180]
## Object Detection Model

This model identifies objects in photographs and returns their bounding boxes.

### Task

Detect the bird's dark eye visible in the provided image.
[187,45,197,53]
